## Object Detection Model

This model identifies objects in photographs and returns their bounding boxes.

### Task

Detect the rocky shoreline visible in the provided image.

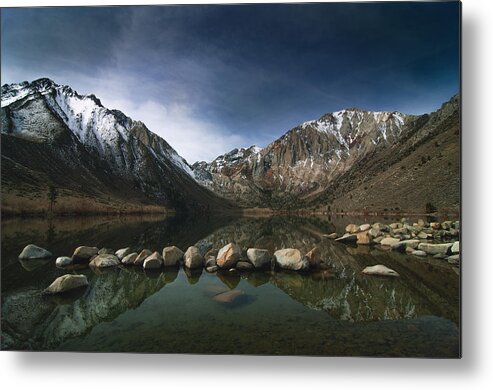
[18,218,460,294]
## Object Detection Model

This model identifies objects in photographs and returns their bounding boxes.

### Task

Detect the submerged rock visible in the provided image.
[72,246,99,263]
[216,243,242,269]
[19,244,52,260]
[43,274,88,294]
[115,247,131,260]
[55,256,72,267]
[89,254,120,268]
[162,246,184,267]
[362,264,399,277]
[206,265,218,273]
[274,248,308,271]
[184,246,203,269]
[246,248,272,268]
[143,251,163,269]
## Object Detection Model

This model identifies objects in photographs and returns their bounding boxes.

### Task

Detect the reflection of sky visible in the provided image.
[1,3,459,162]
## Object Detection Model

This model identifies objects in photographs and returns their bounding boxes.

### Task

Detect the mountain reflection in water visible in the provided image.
[1,214,459,356]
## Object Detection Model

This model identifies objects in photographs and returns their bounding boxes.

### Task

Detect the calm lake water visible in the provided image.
[1,214,460,357]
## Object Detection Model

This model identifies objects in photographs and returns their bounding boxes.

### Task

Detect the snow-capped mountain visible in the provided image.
[1,78,229,213]
[192,96,460,213]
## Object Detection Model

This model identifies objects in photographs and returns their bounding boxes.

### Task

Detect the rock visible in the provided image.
[417,219,427,227]
[184,246,203,269]
[143,251,163,269]
[55,256,72,267]
[72,246,99,263]
[89,254,120,268]
[447,254,460,265]
[412,250,427,257]
[273,248,308,271]
[389,223,402,229]
[359,223,371,232]
[372,223,388,232]
[204,256,217,268]
[213,289,244,304]
[430,222,441,230]
[115,247,131,260]
[134,249,152,266]
[246,248,271,268]
[405,246,415,254]
[236,261,254,270]
[417,231,430,239]
[216,243,242,269]
[43,274,89,294]
[391,227,409,236]
[19,244,52,260]
[433,253,447,259]
[380,237,401,246]
[417,243,453,256]
[304,247,320,268]
[324,233,338,239]
[206,265,218,273]
[362,265,399,277]
[391,239,420,251]
[98,248,114,255]
[162,246,184,267]
[441,221,452,230]
[373,236,384,244]
[368,228,382,238]
[121,252,138,265]
[451,241,460,254]
[356,230,371,245]
[345,224,360,234]
[335,233,358,244]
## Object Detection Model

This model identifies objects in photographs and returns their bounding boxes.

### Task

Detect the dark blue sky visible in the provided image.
[1,2,460,162]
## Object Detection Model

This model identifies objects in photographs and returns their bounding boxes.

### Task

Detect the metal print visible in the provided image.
[0,2,461,356]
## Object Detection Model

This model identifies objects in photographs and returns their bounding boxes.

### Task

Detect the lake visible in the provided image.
[1,214,460,356]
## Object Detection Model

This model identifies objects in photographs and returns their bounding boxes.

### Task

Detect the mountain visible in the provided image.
[1,78,233,215]
[192,95,460,214]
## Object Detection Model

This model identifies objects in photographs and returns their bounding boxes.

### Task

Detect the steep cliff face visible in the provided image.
[193,95,459,214]
[1,78,232,214]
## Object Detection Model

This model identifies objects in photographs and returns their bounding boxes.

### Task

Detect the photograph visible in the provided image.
[1,1,461,357]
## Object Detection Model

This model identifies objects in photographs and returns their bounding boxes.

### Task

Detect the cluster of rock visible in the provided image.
[327,219,460,265]
[19,242,327,294]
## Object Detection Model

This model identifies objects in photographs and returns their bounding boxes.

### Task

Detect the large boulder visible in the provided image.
[274,249,308,271]
[89,254,120,268]
[143,251,163,269]
[121,252,138,265]
[246,248,272,269]
[184,246,203,269]
[345,224,360,234]
[417,243,453,256]
[162,246,184,267]
[134,249,152,266]
[216,243,242,269]
[362,265,399,277]
[72,246,99,263]
[18,244,52,260]
[43,274,88,294]
[55,256,72,267]
[304,247,320,268]
[380,237,401,246]
[115,247,131,260]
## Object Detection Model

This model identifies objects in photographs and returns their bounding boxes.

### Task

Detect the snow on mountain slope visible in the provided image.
[1,78,194,178]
